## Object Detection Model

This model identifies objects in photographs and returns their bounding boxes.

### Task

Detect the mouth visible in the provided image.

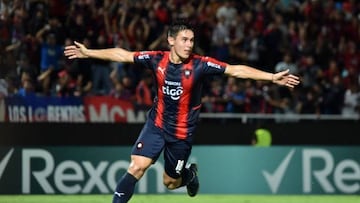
[184,50,191,55]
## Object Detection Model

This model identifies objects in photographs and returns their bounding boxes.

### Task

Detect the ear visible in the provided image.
[167,36,175,46]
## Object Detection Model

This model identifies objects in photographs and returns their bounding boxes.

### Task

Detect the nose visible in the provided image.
[186,40,194,49]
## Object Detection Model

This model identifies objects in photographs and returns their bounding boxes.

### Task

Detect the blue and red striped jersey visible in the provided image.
[134,51,227,139]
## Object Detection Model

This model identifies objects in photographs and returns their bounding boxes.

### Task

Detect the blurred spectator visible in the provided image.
[342,65,359,89]
[0,79,7,96]
[91,34,112,95]
[245,80,267,113]
[262,13,287,70]
[202,77,227,113]
[223,76,237,99]
[36,28,64,95]
[65,6,88,42]
[0,0,12,18]
[216,0,237,29]
[27,3,48,37]
[16,79,36,97]
[275,52,298,74]
[339,40,359,75]
[135,70,154,110]
[228,12,245,63]
[148,26,168,51]
[16,54,38,84]
[3,73,17,96]
[55,69,77,97]
[153,1,170,25]
[226,81,246,113]
[0,78,8,121]
[298,55,321,88]
[121,75,136,101]
[341,82,360,117]
[127,15,150,50]
[211,15,230,61]
[109,77,133,101]
[296,86,321,114]
[241,27,264,67]
[322,59,340,83]
[67,38,93,96]
[263,84,290,114]
[322,75,345,114]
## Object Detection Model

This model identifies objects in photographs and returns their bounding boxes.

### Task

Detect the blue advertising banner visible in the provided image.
[4,96,147,123]
[0,146,359,195]
[5,96,86,123]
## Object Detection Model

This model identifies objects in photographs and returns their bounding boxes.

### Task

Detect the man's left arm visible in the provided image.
[224,64,300,88]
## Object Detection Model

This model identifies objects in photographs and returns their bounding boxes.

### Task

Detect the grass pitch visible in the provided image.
[0,194,358,203]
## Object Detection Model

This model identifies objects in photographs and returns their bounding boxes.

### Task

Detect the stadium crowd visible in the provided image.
[0,0,360,116]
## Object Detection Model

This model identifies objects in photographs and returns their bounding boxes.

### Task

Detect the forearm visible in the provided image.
[225,65,273,81]
[85,48,134,63]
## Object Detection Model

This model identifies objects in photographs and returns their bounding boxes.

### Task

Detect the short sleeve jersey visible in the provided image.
[134,51,227,139]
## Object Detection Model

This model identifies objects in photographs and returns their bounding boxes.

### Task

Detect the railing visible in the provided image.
[2,95,360,123]
[199,113,360,123]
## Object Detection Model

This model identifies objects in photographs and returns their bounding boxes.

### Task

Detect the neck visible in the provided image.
[169,50,190,64]
[169,51,183,64]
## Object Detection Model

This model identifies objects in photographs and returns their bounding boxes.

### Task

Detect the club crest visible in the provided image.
[183,69,192,78]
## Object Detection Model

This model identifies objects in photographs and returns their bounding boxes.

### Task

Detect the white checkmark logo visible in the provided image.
[262,149,295,193]
[0,148,14,181]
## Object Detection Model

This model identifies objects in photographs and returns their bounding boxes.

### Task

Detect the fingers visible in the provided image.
[284,75,300,88]
[64,48,74,56]
[286,79,300,87]
[288,74,300,80]
[64,41,87,59]
[64,41,82,59]
[64,46,78,59]
[65,44,77,49]
[275,69,301,88]
[68,55,78,59]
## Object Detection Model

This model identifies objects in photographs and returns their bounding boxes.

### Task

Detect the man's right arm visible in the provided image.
[64,41,135,63]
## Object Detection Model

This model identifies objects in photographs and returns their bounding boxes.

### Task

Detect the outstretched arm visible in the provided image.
[224,64,300,88]
[64,41,135,63]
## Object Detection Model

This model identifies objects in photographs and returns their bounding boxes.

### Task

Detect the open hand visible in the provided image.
[272,69,300,88]
[64,41,89,59]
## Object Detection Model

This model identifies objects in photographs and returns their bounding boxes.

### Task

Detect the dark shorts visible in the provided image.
[131,119,193,179]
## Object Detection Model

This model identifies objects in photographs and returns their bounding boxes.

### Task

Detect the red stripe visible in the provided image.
[175,60,194,139]
[134,51,159,58]
[154,52,169,128]
[192,104,202,110]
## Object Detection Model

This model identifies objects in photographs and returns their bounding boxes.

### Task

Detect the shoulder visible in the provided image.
[196,55,228,68]
[134,51,169,67]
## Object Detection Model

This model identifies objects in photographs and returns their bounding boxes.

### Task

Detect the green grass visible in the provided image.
[0,194,359,203]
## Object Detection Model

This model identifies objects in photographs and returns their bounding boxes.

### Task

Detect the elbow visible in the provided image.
[228,70,246,79]
[225,65,246,79]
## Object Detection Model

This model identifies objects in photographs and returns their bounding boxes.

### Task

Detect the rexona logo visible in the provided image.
[0,148,179,194]
[263,149,295,193]
[0,148,14,181]
[262,148,360,194]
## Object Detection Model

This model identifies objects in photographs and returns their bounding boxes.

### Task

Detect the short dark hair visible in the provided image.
[167,18,195,38]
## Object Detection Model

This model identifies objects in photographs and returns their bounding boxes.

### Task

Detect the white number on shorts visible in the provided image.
[175,160,185,174]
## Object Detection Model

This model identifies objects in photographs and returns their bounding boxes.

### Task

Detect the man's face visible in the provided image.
[168,29,194,60]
